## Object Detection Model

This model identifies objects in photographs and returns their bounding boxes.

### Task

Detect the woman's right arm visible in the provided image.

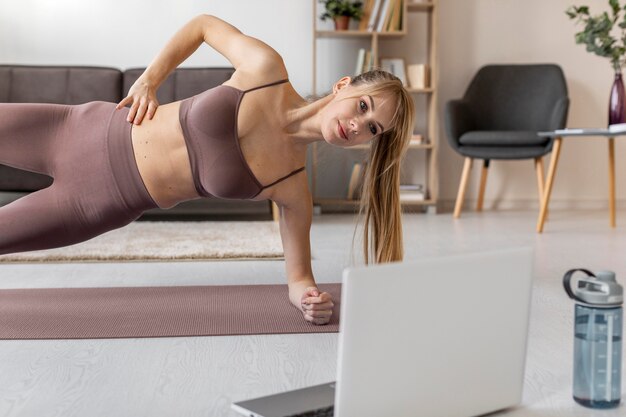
[118,14,284,124]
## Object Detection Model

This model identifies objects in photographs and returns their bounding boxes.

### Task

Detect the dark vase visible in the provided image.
[608,72,626,125]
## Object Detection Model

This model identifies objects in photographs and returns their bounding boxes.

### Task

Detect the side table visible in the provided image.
[537,129,622,233]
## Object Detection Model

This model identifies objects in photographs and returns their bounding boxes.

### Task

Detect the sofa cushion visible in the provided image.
[0,65,122,104]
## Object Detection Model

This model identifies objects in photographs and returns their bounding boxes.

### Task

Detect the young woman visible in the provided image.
[0,15,415,325]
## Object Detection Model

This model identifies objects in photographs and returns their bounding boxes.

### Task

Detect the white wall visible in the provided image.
[1,0,624,209]
[0,0,311,93]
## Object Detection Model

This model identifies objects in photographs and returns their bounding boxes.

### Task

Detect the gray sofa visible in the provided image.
[0,65,271,219]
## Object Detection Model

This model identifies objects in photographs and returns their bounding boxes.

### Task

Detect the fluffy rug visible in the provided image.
[0,221,284,262]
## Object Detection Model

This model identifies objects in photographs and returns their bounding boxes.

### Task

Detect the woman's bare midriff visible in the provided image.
[128,82,307,208]
[129,102,199,209]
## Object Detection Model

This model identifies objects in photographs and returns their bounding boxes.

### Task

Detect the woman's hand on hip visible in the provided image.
[300,287,334,325]
[116,77,159,125]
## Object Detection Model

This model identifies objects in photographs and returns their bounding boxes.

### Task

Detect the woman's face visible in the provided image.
[322,78,397,148]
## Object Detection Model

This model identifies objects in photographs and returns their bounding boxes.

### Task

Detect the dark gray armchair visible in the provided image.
[444,64,569,217]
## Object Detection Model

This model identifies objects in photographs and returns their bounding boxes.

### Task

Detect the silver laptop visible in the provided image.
[232,247,534,417]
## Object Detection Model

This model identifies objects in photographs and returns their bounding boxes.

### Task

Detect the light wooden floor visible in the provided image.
[1,209,625,417]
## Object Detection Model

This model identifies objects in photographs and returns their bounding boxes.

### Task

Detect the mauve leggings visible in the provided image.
[0,101,158,255]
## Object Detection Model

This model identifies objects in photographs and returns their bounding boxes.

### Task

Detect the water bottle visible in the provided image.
[563,269,623,409]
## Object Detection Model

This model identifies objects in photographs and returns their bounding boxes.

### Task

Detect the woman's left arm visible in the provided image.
[275,190,334,325]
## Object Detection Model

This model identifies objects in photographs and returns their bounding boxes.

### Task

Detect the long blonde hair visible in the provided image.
[350,70,415,264]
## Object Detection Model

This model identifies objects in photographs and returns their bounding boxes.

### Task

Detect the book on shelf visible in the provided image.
[400,193,426,202]
[399,183,425,202]
[363,50,373,72]
[355,49,366,76]
[355,48,375,74]
[381,0,403,32]
[347,162,366,200]
[388,0,403,32]
[367,0,404,32]
[400,184,423,191]
[367,0,384,31]
[376,0,393,32]
[410,134,424,145]
[359,0,376,31]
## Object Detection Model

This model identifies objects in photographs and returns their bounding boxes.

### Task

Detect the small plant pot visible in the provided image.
[334,16,350,31]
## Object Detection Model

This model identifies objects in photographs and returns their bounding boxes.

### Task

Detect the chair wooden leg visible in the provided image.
[476,159,489,212]
[534,157,547,218]
[534,157,545,200]
[454,157,473,218]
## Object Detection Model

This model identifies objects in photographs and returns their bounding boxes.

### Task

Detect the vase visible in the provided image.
[608,72,626,125]
[334,16,350,31]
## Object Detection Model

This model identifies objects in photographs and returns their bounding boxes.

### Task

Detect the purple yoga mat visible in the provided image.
[0,284,341,340]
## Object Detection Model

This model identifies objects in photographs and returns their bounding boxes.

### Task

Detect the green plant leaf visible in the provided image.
[319,0,363,20]
[567,1,626,68]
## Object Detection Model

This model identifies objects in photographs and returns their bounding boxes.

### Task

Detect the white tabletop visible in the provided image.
[539,128,626,137]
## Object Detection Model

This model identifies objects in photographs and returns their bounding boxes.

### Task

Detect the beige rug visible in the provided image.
[0,221,284,263]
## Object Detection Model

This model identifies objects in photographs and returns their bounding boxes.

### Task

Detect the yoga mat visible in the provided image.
[0,284,341,340]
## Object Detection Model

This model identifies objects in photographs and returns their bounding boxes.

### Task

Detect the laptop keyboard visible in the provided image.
[286,405,334,417]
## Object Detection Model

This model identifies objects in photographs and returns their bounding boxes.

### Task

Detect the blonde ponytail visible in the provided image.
[350,70,415,264]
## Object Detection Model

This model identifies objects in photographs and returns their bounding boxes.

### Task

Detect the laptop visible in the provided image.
[232,247,534,417]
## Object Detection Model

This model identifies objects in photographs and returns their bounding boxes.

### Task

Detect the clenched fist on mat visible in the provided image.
[289,283,334,325]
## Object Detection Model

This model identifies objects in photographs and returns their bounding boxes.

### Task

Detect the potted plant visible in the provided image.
[319,0,364,31]
[567,0,626,124]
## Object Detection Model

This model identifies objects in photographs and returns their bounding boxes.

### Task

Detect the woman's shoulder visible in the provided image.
[224,54,289,91]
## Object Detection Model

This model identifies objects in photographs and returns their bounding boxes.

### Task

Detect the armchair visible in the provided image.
[444,64,569,217]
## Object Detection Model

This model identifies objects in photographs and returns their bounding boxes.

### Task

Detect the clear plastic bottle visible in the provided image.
[564,269,623,409]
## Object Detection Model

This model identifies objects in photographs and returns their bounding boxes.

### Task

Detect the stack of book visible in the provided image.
[347,166,426,202]
[359,0,404,32]
[399,184,425,202]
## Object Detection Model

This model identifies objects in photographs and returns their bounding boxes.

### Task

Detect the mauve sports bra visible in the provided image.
[179,79,305,200]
